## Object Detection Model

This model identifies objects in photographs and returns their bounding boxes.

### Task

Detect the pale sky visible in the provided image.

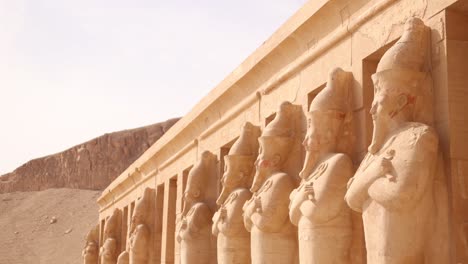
[0,0,308,175]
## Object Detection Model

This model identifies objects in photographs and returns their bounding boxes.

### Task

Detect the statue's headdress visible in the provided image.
[260,101,295,161]
[85,224,100,244]
[372,17,433,124]
[186,151,216,193]
[217,122,260,205]
[132,187,152,224]
[372,17,428,89]
[226,122,260,174]
[103,208,121,240]
[309,67,352,115]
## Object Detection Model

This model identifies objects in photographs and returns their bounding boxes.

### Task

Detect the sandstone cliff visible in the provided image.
[0,118,179,193]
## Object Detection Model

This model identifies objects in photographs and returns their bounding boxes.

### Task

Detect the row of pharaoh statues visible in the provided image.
[83,18,450,264]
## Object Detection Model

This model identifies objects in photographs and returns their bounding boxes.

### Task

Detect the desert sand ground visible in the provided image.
[0,188,100,264]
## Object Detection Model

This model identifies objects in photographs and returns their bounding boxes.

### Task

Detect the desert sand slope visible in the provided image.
[0,188,100,264]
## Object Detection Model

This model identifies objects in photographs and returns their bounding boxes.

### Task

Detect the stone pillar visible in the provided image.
[161,178,177,263]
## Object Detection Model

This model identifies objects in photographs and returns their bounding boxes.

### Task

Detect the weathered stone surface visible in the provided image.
[345,18,449,264]
[243,102,299,264]
[213,122,260,264]
[177,151,217,264]
[289,68,354,264]
[0,118,179,193]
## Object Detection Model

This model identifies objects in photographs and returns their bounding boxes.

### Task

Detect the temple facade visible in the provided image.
[90,0,468,263]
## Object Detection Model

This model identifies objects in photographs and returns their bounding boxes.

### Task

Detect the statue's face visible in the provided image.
[131,212,144,226]
[216,158,244,204]
[101,239,116,263]
[251,138,277,192]
[183,181,200,205]
[369,74,411,152]
[85,242,98,255]
[222,158,243,189]
[302,115,320,152]
[255,139,275,171]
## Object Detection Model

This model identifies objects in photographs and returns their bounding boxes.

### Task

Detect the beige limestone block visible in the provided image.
[243,102,298,264]
[82,224,99,264]
[213,122,261,264]
[345,17,449,264]
[289,68,354,264]
[176,151,217,264]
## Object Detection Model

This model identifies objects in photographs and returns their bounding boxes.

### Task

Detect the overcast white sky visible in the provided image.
[0,0,308,174]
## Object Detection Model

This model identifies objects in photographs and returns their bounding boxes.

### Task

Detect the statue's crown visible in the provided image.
[229,122,261,156]
[263,101,295,138]
[187,151,215,187]
[309,67,352,114]
[376,17,428,76]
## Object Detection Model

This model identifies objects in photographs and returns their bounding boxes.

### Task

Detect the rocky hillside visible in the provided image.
[0,118,179,193]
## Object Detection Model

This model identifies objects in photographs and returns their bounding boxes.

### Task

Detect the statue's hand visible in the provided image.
[243,196,258,217]
[212,211,219,223]
[380,156,396,181]
[304,183,315,202]
[219,207,227,220]
[347,177,354,189]
[254,197,262,213]
[380,157,392,173]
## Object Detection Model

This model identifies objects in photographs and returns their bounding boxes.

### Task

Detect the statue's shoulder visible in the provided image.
[191,202,210,211]
[269,172,295,190]
[270,172,291,182]
[399,122,438,152]
[231,188,251,200]
[325,153,354,179]
[327,153,353,169]
[135,224,149,233]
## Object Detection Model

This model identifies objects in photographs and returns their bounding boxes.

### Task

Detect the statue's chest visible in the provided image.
[254,179,274,200]
[223,192,240,210]
[299,162,329,191]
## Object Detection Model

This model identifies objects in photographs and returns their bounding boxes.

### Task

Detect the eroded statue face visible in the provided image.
[217,158,244,204]
[300,115,321,179]
[101,239,117,264]
[130,213,144,230]
[369,75,402,153]
[183,181,200,213]
[251,139,276,192]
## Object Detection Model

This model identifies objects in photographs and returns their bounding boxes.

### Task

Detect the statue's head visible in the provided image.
[369,17,432,153]
[103,208,120,240]
[251,102,295,192]
[183,151,215,212]
[100,238,117,264]
[301,68,353,179]
[83,241,99,263]
[131,188,151,230]
[217,122,260,205]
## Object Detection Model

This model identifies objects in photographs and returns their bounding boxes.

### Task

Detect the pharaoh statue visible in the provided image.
[345,17,447,263]
[243,101,298,264]
[117,187,152,264]
[213,122,261,264]
[289,68,354,264]
[100,208,121,264]
[82,224,99,264]
[100,238,118,264]
[176,151,217,264]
